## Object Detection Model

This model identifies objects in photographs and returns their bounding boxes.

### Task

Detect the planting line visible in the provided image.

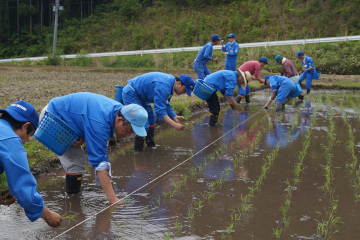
[52,108,263,239]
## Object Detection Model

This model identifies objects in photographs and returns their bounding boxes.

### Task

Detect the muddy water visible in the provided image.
[1,90,360,239]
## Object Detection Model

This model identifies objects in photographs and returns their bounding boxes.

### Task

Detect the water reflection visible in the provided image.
[191,106,253,181]
[265,100,312,148]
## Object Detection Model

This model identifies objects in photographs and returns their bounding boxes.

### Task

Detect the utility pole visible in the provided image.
[52,0,59,55]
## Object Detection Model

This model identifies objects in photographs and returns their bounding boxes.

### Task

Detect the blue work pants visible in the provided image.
[298,71,313,91]
[193,61,211,80]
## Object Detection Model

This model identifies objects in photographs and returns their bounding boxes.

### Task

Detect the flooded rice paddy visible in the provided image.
[1,90,360,239]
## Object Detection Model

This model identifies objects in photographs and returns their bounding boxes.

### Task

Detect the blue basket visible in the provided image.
[34,111,81,156]
[290,82,303,98]
[115,85,124,104]
[193,80,216,101]
[312,70,321,80]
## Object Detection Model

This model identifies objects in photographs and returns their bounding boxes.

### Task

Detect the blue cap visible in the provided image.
[264,75,272,85]
[227,33,236,38]
[178,74,195,96]
[0,101,39,129]
[121,104,148,137]
[259,57,269,64]
[211,34,221,41]
[297,51,304,59]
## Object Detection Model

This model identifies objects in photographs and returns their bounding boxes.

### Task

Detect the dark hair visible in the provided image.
[0,112,36,135]
[117,109,131,126]
[175,77,184,86]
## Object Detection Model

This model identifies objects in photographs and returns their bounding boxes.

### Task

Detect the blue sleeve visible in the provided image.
[203,44,213,61]
[83,117,110,168]
[228,43,239,56]
[269,78,279,91]
[3,149,44,222]
[224,74,237,98]
[165,98,176,119]
[153,82,172,121]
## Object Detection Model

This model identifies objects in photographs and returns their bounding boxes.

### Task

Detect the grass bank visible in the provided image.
[0,65,359,192]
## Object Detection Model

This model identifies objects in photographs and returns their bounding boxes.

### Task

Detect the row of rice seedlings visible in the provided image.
[315,96,342,239]
[273,107,319,238]
[160,116,272,237]
[339,102,360,202]
[222,144,281,239]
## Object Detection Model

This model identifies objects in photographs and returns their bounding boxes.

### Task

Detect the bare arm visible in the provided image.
[225,96,239,110]
[264,91,277,109]
[97,169,123,205]
[254,76,264,84]
[163,115,184,131]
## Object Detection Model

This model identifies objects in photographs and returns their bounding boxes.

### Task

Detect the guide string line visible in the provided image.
[53,108,263,239]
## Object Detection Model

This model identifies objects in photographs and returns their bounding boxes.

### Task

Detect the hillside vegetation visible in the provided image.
[0,0,360,58]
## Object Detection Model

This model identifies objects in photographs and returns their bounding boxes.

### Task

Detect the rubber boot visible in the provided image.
[306,89,311,94]
[145,127,156,147]
[276,102,283,112]
[134,135,145,151]
[235,96,242,103]
[245,95,250,103]
[298,95,304,100]
[209,115,218,126]
[66,173,82,194]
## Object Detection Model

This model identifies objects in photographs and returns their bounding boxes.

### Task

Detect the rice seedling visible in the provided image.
[175,218,183,231]
[61,203,78,226]
[187,207,194,221]
[226,222,234,233]
[273,226,283,239]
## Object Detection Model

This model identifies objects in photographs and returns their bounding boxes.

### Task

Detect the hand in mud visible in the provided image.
[212,58,218,63]
[42,207,62,228]
[264,106,269,110]
[173,116,184,123]
[173,123,185,131]
[0,190,16,205]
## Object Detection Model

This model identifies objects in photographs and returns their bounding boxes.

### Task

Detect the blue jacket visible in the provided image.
[204,70,239,98]
[222,41,239,60]
[195,42,214,64]
[301,56,315,73]
[268,75,293,91]
[0,119,45,222]
[47,92,121,168]
[128,72,177,120]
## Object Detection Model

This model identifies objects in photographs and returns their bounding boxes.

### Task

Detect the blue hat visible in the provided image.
[0,101,39,129]
[227,33,236,38]
[211,34,221,41]
[297,51,304,59]
[264,75,272,85]
[274,55,282,65]
[259,57,269,64]
[178,74,195,96]
[121,104,148,137]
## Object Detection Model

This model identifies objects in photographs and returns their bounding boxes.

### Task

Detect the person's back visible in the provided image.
[195,42,213,64]
[128,72,174,103]
[239,60,260,76]
[282,59,298,78]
